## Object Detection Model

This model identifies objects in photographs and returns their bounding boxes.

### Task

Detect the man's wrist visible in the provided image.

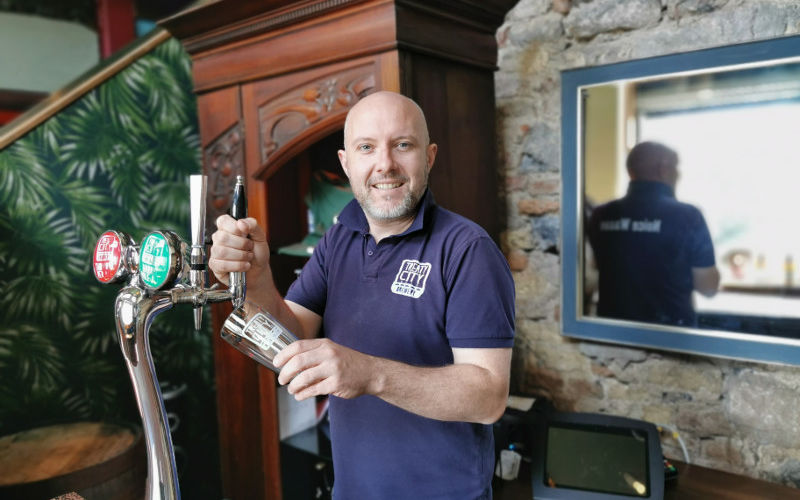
[367,356,388,397]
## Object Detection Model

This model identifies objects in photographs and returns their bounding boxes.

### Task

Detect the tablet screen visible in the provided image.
[545,424,650,497]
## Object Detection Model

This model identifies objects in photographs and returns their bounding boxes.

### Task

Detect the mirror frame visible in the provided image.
[560,34,800,366]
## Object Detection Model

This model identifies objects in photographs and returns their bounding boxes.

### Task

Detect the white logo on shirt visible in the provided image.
[600,218,662,233]
[391,259,431,298]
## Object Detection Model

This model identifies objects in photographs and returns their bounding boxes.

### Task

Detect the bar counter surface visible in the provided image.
[493,460,800,500]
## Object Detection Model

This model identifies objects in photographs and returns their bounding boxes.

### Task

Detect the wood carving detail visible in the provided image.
[204,123,244,239]
[259,67,376,164]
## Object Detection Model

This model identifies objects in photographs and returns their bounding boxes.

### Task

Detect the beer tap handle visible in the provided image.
[230,176,247,310]
[190,175,208,330]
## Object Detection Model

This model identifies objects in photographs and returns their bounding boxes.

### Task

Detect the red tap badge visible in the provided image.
[93,231,123,283]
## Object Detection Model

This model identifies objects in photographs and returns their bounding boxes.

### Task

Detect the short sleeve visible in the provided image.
[689,209,716,268]
[444,236,515,348]
[285,232,329,315]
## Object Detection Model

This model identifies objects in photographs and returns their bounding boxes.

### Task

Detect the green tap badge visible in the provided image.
[139,232,171,289]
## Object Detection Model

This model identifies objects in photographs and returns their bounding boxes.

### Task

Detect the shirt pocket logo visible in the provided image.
[391,259,431,299]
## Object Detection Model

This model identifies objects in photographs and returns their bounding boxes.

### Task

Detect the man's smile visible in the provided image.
[373,182,403,190]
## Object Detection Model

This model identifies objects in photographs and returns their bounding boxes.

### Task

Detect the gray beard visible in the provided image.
[361,188,420,221]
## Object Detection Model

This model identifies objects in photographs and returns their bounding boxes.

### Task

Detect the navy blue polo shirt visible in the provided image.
[587,181,715,326]
[285,189,515,500]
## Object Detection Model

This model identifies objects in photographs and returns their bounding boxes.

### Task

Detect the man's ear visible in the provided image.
[337,149,349,178]
[426,143,438,172]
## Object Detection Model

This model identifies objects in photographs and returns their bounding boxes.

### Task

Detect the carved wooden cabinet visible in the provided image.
[161,1,515,498]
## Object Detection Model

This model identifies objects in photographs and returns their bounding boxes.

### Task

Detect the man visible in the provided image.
[587,141,720,326]
[209,91,515,499]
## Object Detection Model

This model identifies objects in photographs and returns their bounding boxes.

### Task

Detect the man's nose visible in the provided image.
[375,145,394,173]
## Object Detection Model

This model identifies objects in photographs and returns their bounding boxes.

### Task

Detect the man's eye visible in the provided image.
[358,144,373,152]
[396,142,411,150]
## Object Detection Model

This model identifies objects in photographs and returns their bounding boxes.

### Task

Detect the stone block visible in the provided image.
[552,0,572,15]
[590,361,614,378]
[618,357,722,396]
[535,343,591,373]
[558,377,604,408]
[505,0,551,21]
[642,404,673,426]
[531,213,560,251]
[603,377,631,400]
[528,176,561,195]
[724,370,800,447]
[563,0,662,39]
[675,404,734,436]
[520,122,560,172]
[518,197,560,215]
[516,280,560,320]
[522,364,565,397]
[661,391,693,404]
[700,437,746,470]
[506,249,529,271]
[516,317,562,343]
[495,66,523,99]
[503,227,535,250]
[505,173,529,193]
[751,3,799,38]
[665,0,730,20]
[508,12,565,46]
[578,342,648,365]
[573,397,605,413]
[779,459,800,489]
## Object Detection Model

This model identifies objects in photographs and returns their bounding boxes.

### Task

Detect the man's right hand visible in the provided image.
[208,214,271,294]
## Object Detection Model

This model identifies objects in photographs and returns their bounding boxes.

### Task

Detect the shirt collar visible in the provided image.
[337,188,437,237]
[626,180,675,199]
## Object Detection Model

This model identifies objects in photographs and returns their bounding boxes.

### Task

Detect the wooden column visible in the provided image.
[96,0,137,58]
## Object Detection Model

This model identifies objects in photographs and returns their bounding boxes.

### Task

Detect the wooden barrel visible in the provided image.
[0,422,146,500]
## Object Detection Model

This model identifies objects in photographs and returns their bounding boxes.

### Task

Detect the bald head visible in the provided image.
[627,141,679,187]
[336,90,438,231]
[343,91,431,149]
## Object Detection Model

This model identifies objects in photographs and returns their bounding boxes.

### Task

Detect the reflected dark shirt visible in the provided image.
[587,181,716,326]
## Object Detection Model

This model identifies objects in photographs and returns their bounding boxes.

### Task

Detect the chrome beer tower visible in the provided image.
[92,175,246,500]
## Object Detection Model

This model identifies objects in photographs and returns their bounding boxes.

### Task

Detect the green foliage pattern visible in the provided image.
[0,38,215,445]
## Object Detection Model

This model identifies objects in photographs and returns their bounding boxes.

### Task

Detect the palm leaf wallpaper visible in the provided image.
[0,37,220,493]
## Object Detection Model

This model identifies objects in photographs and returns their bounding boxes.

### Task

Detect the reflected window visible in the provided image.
[582,62,800,333]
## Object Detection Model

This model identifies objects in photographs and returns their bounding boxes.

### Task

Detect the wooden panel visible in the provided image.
[395,1,498,69]
[162,0,518,48]
[495,460,800,500]
[201,86,281,500]
[189,1,396,92]
[378,51,402,92]
[241,56,380,179]
[211,302,261,499]
[203,122,245,239]
[401,51,501,241]
[197,86,241,147]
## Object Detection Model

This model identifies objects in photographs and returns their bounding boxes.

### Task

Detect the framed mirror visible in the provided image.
[561,35,800,365]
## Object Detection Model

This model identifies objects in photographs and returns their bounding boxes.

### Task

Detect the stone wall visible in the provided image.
[496,0,800,487]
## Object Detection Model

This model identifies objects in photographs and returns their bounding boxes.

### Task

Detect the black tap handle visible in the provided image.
[231,176,247,220]
[229,176,247,309]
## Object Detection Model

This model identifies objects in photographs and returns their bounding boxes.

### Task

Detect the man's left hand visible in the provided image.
[273,339,376,401]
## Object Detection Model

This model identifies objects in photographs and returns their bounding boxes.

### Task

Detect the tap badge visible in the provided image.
[93,231,123,283]
[140,232,171,289]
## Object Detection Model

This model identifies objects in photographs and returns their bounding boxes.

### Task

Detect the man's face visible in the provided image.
[338,93,437,223]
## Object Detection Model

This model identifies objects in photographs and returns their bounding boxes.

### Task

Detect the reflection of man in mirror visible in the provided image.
[587,141,720,326]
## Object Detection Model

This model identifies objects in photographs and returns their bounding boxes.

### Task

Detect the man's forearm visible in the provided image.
[368,353,510,425]
[275,341,510,422]
[246,285,313,340]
